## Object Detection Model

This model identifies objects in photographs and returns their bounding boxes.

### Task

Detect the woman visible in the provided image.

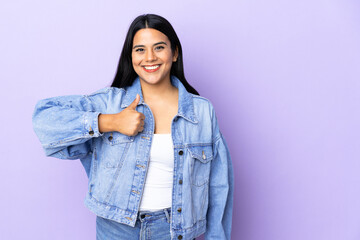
[32,14,234,240]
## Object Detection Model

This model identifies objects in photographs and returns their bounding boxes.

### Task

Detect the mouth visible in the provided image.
[143,64,160,73]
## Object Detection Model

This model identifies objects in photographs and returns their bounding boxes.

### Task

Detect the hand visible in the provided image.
[98,94,145,136]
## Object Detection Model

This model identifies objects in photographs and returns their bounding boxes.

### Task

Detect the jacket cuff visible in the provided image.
[84,111,103,138]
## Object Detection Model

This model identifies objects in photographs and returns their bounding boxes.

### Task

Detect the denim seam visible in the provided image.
[104,141,131,203]
[88,194,135,215]
[42,111,101,148]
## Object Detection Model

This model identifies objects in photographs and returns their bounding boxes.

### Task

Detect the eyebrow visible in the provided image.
[133,41,167,49]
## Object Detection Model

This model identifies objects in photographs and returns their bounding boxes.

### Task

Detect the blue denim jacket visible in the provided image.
[32,75,234,240]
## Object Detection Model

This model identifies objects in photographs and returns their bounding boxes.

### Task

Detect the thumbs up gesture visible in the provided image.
[98,94,145,136]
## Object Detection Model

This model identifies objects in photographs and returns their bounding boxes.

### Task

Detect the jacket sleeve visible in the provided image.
[205,106,234,240]
[32,88,111,160]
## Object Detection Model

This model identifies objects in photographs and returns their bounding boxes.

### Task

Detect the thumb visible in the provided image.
[128,93,140,110]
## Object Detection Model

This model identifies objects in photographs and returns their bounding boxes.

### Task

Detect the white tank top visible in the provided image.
[139,133,174,211]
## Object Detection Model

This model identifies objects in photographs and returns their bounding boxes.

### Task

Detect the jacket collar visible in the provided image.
[121,75,198,123]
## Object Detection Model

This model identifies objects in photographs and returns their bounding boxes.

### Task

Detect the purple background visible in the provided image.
[1,0,360,239]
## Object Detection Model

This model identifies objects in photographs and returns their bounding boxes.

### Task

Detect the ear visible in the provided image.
[173,46,179,62]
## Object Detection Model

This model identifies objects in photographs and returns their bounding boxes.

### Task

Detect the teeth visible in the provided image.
[144,65,159,70]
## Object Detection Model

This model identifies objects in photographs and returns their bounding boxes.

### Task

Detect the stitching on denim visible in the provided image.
[213,133,221,145]
[58,150,66,158]
[88,194,135,215]
[104,141,131,202]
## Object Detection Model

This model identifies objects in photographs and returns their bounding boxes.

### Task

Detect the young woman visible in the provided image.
[32,14,234,240]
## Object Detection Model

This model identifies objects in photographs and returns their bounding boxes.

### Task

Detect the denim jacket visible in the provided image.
[32,75,234,240]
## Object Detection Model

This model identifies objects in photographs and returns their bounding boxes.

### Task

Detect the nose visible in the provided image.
[145,49,156,61]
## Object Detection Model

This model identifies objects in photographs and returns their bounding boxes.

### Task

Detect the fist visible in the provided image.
[114,94,145,136]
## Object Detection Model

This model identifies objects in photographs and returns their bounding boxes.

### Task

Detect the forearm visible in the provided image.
[32,96,102,159]
[98,113,116,133]
[205,133,234,240]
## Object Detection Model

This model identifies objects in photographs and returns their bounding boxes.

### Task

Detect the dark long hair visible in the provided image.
[110,14,200,95]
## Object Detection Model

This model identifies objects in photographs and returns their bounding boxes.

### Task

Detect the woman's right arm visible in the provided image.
[32,88,144,160]
[32,88,111,160]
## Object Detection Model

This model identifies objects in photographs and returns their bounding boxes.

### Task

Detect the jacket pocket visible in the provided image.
[102,132,134,145]
[101,132,134,168]
[187,144,214,187]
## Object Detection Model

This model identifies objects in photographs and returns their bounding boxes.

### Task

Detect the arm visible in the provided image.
[205,105,234,240]
[33,88,144,160]
[32,88,111,160]
[205,132,234,239]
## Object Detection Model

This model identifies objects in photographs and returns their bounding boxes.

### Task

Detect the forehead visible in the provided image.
[132,28,170,45]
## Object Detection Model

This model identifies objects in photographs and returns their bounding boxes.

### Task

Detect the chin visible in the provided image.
[140,75,167,85]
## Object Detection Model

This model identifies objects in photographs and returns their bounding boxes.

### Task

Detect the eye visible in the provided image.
[135,48,144,52]
[155,45,165,50]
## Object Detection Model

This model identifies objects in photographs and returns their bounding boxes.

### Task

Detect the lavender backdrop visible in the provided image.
[1,0,359,239]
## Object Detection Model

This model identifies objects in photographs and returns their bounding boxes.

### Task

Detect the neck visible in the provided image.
[140,76,178,102]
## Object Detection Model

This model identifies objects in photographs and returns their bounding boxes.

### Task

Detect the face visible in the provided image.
[132,28,178,86]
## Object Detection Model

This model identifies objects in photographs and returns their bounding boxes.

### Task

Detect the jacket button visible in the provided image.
[177,207,182,213]
[178,235,183,239]
[108,136,113,141]
[178,179,183,184]
[89,130,94,136]
[178,150,183,155]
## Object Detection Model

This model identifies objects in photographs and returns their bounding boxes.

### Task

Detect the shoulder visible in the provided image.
[86,87,125,98]
[191,94,214,106]
[85,87,126,104]
[190,93,222,141]
[190,93,216,117]
[82,87,126,110]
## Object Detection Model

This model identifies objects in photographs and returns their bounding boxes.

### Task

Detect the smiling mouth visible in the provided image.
[143,64,160,72]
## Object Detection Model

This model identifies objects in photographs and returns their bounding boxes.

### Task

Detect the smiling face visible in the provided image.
[132,28,178,86]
